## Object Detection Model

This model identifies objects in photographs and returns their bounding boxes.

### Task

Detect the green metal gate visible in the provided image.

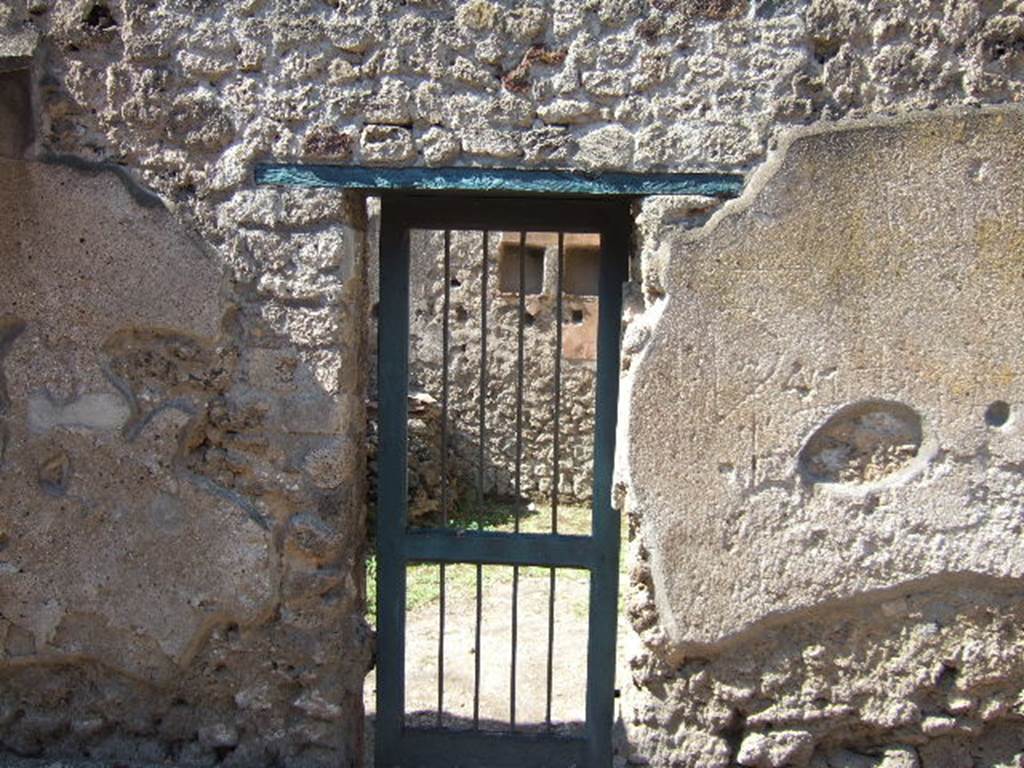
[375,194,629,768]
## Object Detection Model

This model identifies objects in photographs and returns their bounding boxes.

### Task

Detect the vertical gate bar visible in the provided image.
[585,214,628,768]
[473,229,489,729]
[546,231,565,728]
[375,202,410,767]
[514,228,527,534]
[437,229,451,726]
[510,228,527,731]
[440,228,451,530]
[552,231,563,536]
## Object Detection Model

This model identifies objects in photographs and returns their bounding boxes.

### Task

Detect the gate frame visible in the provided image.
[375,193,631,768]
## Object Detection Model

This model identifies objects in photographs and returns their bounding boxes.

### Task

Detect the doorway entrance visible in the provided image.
[374,195,630,768]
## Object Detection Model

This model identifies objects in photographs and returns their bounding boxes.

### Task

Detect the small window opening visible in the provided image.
[563,243,601,297]
[498,241,544,295]
[569,309,584,324]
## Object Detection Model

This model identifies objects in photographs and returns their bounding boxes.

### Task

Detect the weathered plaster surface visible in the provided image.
[0,158,372,766]
[0,160,265,672]
[621,108,1024,766]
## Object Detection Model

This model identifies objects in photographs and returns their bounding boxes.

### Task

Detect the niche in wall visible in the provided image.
[798,400,924,488]
[563,242,601,297]
[498,240,545,295]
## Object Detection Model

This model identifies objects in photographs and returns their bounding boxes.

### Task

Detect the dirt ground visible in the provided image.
[363,564,631,763]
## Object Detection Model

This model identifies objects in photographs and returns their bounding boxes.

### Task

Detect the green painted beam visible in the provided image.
[403,529,594,569]
[254,164,745,198]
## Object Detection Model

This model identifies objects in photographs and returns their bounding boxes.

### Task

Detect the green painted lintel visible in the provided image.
[254,164,745,198]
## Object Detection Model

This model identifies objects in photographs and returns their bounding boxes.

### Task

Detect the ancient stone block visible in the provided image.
[577,124,634,171]
[365,77,414,125]
[168,91,235,150]
[455,0,499,33]
[360,124,414,165]
[737,730,814,768]
[302,125,355,161]
[537,98,597,125]
[460,126,522,159]
[522,125,575,164]
[418,126,460,166]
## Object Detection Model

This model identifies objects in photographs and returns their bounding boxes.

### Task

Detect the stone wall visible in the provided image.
[0,0,1022,766]
[11,0,1024,182]
[620,108,1024,767]
[0,156,372,766]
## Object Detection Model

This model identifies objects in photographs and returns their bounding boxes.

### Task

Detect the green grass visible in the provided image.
[365,498,627,627]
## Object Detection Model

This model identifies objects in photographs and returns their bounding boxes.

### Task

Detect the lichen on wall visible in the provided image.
[620,108,1024,766]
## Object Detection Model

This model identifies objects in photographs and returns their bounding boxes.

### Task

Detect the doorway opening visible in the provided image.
[363,195,631,768]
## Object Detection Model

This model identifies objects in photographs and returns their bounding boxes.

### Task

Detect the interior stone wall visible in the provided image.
[620,107,1024,767]
[365,225,605,524]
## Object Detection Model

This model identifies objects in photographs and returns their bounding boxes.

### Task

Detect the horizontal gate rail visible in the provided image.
[404,529,593,569]
[397,727,586,768]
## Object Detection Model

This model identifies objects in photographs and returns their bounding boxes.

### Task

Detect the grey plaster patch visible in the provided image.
[146,492,185,533]
[41,154,165,209]
[28,391,131,434]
